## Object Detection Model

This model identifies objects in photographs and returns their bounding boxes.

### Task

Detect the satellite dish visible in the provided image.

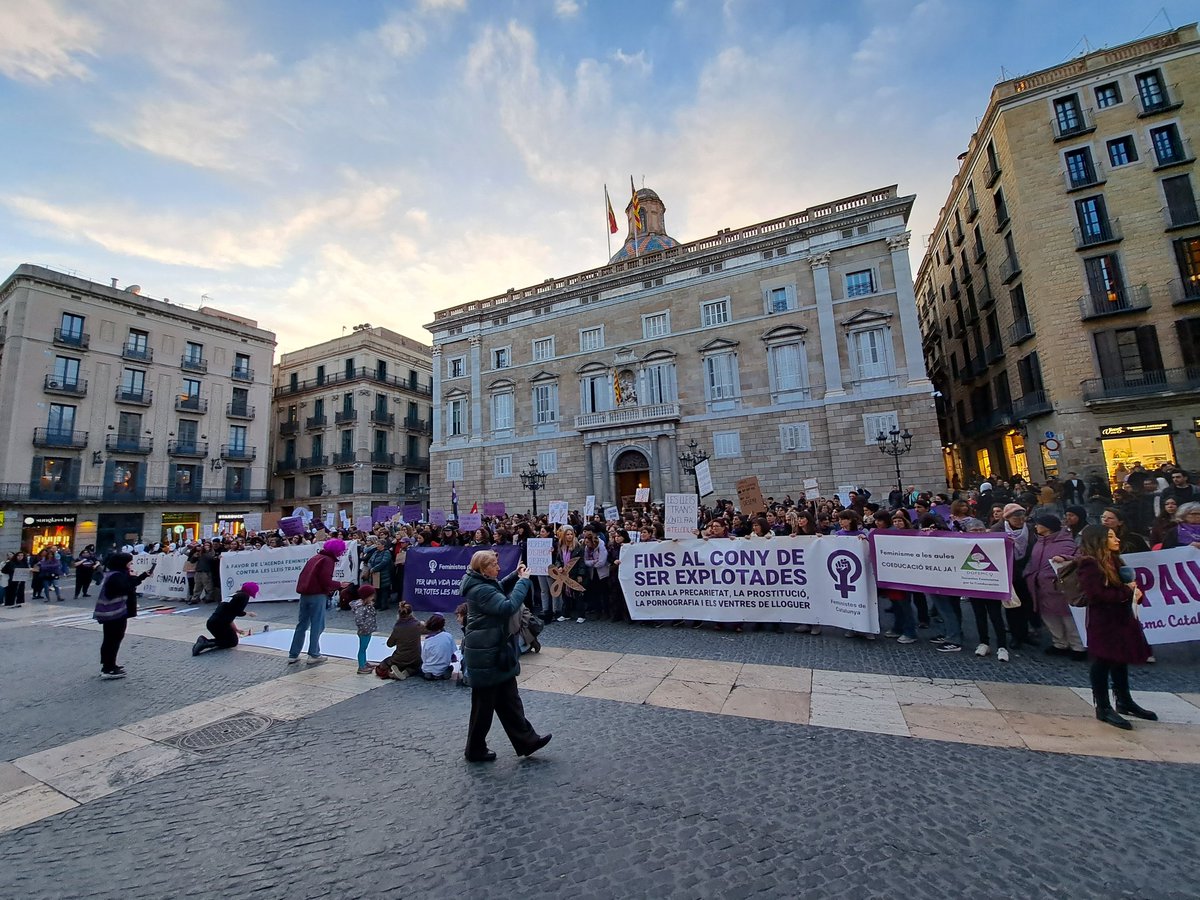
[125,285,142,294]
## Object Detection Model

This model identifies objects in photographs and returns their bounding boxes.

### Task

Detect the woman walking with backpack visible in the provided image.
[92,552,156,679]
[1073,525,1156,729]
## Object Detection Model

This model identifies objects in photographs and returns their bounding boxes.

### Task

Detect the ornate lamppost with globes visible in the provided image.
[876,426,913,501]
[519,458,548,517]
[677,439,710,496]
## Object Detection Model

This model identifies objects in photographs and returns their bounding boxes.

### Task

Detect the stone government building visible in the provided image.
[424,185,944,513]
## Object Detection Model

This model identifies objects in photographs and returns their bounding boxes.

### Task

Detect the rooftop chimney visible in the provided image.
[110,277,118,288]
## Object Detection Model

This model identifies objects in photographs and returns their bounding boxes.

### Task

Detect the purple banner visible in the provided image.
[403,545,522,613]
[373,505,401,524]
[279,516,305,536]
[403,504,423,523]
[355,516,373,533]
[429,508,447,526]
[484,501,506,517]
[459,512,482,531]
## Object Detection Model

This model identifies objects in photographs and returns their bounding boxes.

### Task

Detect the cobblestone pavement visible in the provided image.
[2,599,1197,898]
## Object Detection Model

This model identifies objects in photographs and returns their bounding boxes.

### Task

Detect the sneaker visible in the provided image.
[937,643,962,653]
[100,668,126,679]
[883,630,900,639]
[556,616,567,623]
[192,636,206,657]
[575,616,585,624]
[897,635,917,644]
[975,643,990,657]
[996,647,1010,662]
[357,665,373,674]
[810,626,822,636]
[390,665,409,680]
[307,655,326,665]
[793,624,811,634]
[929,635,947,645]
[287,656,301,665]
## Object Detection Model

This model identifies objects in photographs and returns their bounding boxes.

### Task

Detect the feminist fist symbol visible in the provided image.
[547,564,584,598]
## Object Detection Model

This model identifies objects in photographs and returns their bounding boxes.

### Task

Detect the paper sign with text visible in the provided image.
[664,493,699,540]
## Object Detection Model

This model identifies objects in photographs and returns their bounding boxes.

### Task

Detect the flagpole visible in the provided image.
[604,184,612,260]
[630,175,640,258]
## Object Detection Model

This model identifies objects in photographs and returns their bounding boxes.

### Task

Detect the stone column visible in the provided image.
[646,439,660,501]
[431,346,443,444]
[811,252,844,397]
[599,441,612,507]
[468,336,483,441]
[584,440,595,499]
[888,232,932,388]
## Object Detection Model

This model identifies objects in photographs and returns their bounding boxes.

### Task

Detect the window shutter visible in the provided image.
[1176,320,1200,369]
[1093,330,1123,382]
[1135,325,1164,372]
[1164,175,1198,222]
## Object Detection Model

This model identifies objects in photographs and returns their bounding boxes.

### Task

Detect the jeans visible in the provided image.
[42,577,62,601]
[101,618,128,670]
[289,594,327,659]
[357,634,371,668]
[929,594,963,645]
[889,596,917,639]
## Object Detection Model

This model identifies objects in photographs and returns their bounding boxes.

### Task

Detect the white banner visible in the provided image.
[695,459,713,497]
[618,536,879,630]
[216,541,359,602]
[870,532,1014,600]
[526,538,553,576]
[664,493,698,540]
[133,553,189,599]
[1070,546,1200,647]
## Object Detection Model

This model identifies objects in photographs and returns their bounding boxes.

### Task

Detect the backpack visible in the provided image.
[1055,559,1088,608]
[92,571,128,622]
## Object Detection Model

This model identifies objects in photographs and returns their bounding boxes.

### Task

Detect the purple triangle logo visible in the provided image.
[962,544,998,572]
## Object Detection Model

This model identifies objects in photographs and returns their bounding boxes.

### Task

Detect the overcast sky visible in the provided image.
[1,0,1189,352]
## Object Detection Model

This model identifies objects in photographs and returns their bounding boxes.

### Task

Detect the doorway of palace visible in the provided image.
[613,449,650,507]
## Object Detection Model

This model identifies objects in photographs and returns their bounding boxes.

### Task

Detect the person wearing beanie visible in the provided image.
[351,584,378,674]
[1026,515,1085,658]
[92,552,156,679]
[1064,506,1088,543]
[991,502,1036,651]
[289,539,350,666]
[193,582,259,656]
[421,613,457,680]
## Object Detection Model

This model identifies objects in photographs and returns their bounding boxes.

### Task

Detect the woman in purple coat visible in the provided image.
[1075,525,1155,729]
[1024,515,1084,659]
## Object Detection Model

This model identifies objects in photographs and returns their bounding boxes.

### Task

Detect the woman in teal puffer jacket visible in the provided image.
[460,550,552,763]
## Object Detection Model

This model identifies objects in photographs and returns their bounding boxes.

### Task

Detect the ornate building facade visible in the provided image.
[425,185,944,513]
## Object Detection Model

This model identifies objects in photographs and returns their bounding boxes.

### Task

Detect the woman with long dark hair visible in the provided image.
[1074,525,1155,729]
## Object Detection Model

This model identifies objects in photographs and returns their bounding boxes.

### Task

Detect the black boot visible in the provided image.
[1092,688,1131,729]
[1112,665,1158,721]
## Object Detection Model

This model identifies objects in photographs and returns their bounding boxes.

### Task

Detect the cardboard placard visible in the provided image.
[430,509,447,527]
[279,516,305,537]
[547,501,569,525]
[584,495,595,518]
[260,512,281,532]
[403,504,423,523]
[526,538,553,576]
[483,501,506,517]
[736,476,766,515]
[459,512,482,531]
[604,506,620,522]
[694,459,714,497]
[664,493,698,540]
[634,487,650,504]
[803,478,819,495]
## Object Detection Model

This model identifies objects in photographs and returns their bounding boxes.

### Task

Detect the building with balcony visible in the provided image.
[915,24,1200,490]
[270,326,432,520]
[0,265,276,552]
[424,184,944,513]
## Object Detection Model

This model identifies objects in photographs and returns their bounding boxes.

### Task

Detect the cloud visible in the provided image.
[418,0,467,12]
[0,0,98,83]
[612,48,652,76]
[554,0,583,18]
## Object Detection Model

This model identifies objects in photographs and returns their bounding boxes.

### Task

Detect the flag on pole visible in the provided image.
[629,176,642,233]
[605,185,618,234]
[613,368,623,405]
[470,501,478,514]
[451,482,459,518]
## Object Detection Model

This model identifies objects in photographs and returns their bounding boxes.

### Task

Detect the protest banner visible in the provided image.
[323,512,335,530]
[403,504,423,523]
[356,516,373,533]
[526,538,553,576]
[604,506,620,522]
[373,506,401,524]
[634,487,650,504]
[459,512,482,531]
[279,516,305,537]
[695,459,713,497]
[836,485,858,504]
[430,509,447,526]
[243,513,263,533]
[584,495,595,518]
[869,531,1013,600]
[339,510,351,529]
[664,493,699,540]
[484,502,506,517]
[548,501,569,525]
[404,545,522,613]
[218,540,359,602]
[134,554,189,599]
[803,478,819,495]
[1068,546,1200,647]
[618,536,878,630]
[736,476,766,515]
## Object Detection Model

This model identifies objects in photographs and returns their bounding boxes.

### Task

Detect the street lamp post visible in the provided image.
[677,438,709,496]
[519,458,547,517]
[876,427,913,501]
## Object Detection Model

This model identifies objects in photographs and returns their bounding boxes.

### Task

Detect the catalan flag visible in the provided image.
[605,184,618,234]
[613,368,622,405]
[630,176,642,233]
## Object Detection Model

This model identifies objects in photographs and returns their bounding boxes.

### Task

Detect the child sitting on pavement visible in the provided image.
[421,613,456,680]
[351,584,378,674]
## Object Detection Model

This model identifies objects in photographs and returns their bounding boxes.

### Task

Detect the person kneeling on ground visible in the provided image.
[382,601,424,680]
[193,582,259,656]
[421,613,457,680]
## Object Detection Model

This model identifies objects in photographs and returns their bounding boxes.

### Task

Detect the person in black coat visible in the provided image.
[460,551,551,763]
[193,582,259,655]
[92,552,154,679]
